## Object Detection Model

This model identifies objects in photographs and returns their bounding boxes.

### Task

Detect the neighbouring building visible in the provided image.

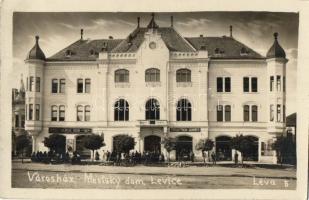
[24,14,289,163]
[12,75,27,155]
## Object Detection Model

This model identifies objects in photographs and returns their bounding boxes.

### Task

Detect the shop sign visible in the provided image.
[169,127,201,132]
[48,127,92,134]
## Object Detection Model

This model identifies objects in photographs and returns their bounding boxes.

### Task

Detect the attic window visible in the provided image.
[200,45,206,50]
[240,47,250,56]
[101,42,108,52]
[89,49,95,56]
[214,48,224,56]
[65,50,72,57]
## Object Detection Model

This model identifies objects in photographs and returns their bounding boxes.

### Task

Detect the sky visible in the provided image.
[12,12,299,114]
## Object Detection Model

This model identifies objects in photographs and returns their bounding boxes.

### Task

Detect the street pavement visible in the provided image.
[12,162,296,189]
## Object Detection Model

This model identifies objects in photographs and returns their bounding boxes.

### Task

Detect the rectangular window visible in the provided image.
[252,105,258,122]
[283,105,286,123]
[26,77,29,91]
[77,106,83,121]
[51,106,58,121]
[52,79,58,93]
[243,105,250,122]
[36,77,40,92]
[217,105,223,122]
[225,77,231,92]
[251,77,258,92]
[21,115,25,128]
[15,115,19,128]
[85,79,91,93]
[283,76,286,92]
[270,104,274,121]
[277,104,281,122]
[59,106,65,121]
[25,104,27,120]
[29,76,34,92]
[270,76,274,91]
[77,79,83,93]
[243,77,249,92]
[29,104,33,120]
[60,79,65,93]
[217,77,223,92]
[277,75,281,91]
[224,105,231,121]
[85,106,90,121]
[35,104,40,120]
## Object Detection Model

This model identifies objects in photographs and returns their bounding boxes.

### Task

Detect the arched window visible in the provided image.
[77,105,83,121]
[114,99,129,121]
[84,105,91,121]
[243,105,250,122]
[145,98,160,120]
[176,69,191,82]
[59,105,65,121]
[145,68,160,82]
[176,99,192,121]
[51,105,58,121]
[115,69,129,83]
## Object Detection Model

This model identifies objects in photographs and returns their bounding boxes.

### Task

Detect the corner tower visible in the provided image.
[25,35,46,153]
[266,32,288,136]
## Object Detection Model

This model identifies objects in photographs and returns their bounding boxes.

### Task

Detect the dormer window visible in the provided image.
[240,47,249,56]
[214,48,224,56]
[200,45,206,50]
[65,50,72,57]
[89,49,95,56]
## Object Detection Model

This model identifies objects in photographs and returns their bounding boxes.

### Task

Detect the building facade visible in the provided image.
[24,15,288,163]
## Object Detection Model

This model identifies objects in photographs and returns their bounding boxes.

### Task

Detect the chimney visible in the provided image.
[137,17,140,28]
[109,36,113,40]
[81,29,84,40]
[171,16,174,27]
[229,25,233,37]
[200,34,203,38]
[35,35,39,44]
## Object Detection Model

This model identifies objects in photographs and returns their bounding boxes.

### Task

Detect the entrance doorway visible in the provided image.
[76,135,91,159]
[176,136,193,161]
[242,136,259,161]
[216,136,232,161]
[144,135,161,154]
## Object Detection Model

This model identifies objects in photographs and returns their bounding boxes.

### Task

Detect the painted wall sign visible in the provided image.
[48,127,92,134]
[169,128,201,132]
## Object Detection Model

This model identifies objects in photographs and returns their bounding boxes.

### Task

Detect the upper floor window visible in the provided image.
[52,79,66,93]
[216,105,232,122]
[176,99,192,121]
[84,105,91,121]
[270,104,274,122]
[77,105,83,121]
[276,76,281,91]
[21,115,25,128]
[59,105,65,121]
[29,76,34,92]
[115,69,129,83]
[283,76,286,92]
[36,77,40,92]
[35,104,40,120]
[15,115,19,128]
[29,104,33,120]
[270,76,274,91]
[145,68,160,82]
[51,105,62,121]
[277,104,281,122]
[176,69,191,82]
[243,105,258,122]
[114,99,129,121]
[217,77,231,92]
[76,105,91,122]
[243,77,258,92]
[77,78,90,93]
[145,98,160,120]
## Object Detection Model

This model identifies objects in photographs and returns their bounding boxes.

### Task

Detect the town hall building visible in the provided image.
[24,14,288,163]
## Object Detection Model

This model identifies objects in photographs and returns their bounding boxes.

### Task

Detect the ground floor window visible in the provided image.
[216,136,232,161]
[176,136,193,161]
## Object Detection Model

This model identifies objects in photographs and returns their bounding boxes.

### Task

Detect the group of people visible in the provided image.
[97,150,165,165]
[30,150,82,164]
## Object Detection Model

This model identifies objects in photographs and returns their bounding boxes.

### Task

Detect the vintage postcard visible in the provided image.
[0,0,308,200]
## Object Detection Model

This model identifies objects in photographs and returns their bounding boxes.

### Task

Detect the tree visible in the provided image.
[272,134,296,165]
[83,134,105,161]
[113,134,135,153]
[230,134,255,165]
[161,137,176,163]
[195,138,214,164]
[43,134,66,154]
[15,134,31,163]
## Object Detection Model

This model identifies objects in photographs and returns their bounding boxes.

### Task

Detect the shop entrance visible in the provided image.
[176,136,193,161]
[75,135,91,159]
[144,135,161,154]
[216,136,232,161]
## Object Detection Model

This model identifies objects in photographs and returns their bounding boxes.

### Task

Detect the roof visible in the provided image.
[26,36,46,60]
[266,32,286,59]
[47,39,122,61]
[186,36,264,59]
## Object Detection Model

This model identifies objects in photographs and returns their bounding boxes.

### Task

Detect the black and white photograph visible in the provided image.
[1,0,309,200]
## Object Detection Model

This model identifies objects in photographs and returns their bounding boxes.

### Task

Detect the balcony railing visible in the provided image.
[138,120,168,127]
